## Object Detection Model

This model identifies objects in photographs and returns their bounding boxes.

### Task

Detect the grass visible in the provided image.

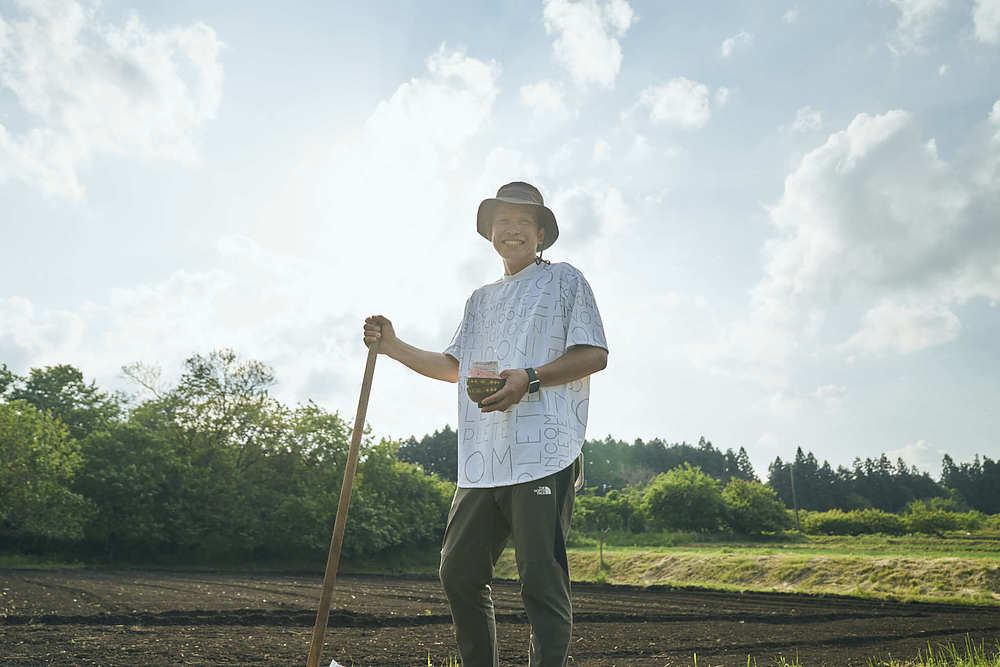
[492,533,1000,605]
[572,531,1000,560]
[0,553,87,569]
[424,637,1000,666]
[868,635,1000,666]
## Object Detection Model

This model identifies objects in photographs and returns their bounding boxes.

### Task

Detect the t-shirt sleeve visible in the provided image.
[564,267,609,352]
[443,295,473,361]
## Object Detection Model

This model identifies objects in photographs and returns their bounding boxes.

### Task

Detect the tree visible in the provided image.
[8,365,121,440]
[0,364,18,398]
[722,478,791,534]
[573,493,625,533]
[342,439,454,559]
[941,453,1000,514]
[74,421,183,560]
[0,401,92,541]
[641,464,726,532]
[170,349,284,471]
[723,446,758,482]
[397,425,458,480]
[581,436,629,493]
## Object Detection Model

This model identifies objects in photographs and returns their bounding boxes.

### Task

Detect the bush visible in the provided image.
[722,479,792,534]
[802,509,906,536]
[904,509,962,534]
[0,401,93,541]
[641,464,726,532]
[573,494,624,533]
[573,488,645,534]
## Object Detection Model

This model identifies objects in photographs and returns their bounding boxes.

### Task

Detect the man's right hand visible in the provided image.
[364,315,397,354]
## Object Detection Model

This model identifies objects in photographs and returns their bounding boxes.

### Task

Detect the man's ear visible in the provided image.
[536,224,545,251]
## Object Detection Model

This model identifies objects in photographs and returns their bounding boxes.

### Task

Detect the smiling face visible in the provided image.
[490,203,545,275]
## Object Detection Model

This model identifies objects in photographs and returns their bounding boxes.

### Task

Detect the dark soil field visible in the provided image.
[2,569,999,666]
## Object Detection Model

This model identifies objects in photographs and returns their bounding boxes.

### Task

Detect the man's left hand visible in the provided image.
[479,368,530,412]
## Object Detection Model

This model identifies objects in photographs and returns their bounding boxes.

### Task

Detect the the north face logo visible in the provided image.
[533,486,552,496]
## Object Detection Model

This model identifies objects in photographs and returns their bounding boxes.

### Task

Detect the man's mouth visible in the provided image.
[502,239,524,246]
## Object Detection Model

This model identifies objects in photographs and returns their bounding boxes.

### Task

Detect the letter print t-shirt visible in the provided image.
[443,261,608,488]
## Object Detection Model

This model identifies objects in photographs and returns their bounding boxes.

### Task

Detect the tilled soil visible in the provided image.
[2,568,999,666]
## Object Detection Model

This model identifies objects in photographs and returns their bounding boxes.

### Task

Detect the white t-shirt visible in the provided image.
[444,261,608,488]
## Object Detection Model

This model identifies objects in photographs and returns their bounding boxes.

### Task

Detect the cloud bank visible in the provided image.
[542,0,636,88]
[0,0,224,198]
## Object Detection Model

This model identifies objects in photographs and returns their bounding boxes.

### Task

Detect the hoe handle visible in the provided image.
[306,336,380,667]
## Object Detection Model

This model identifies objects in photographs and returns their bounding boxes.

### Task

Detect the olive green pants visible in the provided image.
[439,463,576,667]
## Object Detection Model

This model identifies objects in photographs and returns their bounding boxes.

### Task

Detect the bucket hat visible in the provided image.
[477,181,559,251]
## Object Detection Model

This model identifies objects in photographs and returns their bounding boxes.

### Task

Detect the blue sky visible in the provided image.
[2,0,999,479]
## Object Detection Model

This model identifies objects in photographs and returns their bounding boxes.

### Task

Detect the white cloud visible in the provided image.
[813,384,847,408]
[767,390,804,416]
[766,384,845,416]
[886,439,942,473]
[973,0,1000,43]
[843,301,961,354]
[638,77,713,129]
[542,0,637,88]
[330,44,501,282]
[520,80,570,120]
[0,296,88,371]
[592,138,612,162]
[549,183,631,254]
[790,105,823,133]
[3,42,505,441]
[702,102,1000,383]
[0,1,223,198]
[365,45,499,155]
[938,63,949,75]
[783,8,800,24]
[0,242,362,408]
[721,30,753,58]
[715,87,732,108]
[887,0,948,53]
[627,133,652,160]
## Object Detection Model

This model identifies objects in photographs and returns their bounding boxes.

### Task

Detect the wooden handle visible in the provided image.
[306,337,380,667]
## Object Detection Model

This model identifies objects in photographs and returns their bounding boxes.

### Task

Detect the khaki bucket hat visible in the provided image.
[477,181,559,251]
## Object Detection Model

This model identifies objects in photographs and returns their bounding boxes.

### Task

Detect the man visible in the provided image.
[362,181,608,666]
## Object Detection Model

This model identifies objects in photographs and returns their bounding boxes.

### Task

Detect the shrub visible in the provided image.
[0,401,93,541]
[904,509,962,534]
[722,479,792,534]
[573,494,624,533]
[641,464,726,532]
[905,493,969,514]
[983,514,1000,532]
[802,509,906,536]
[956,511,985,531]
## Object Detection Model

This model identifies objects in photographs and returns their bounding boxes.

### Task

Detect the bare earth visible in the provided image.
[2,569,999,666]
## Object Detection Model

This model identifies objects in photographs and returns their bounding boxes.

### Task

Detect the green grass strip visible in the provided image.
[494,548,1000,605]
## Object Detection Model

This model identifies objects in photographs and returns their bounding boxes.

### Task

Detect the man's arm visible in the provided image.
[479,344,608,413]
[364,315,459,383]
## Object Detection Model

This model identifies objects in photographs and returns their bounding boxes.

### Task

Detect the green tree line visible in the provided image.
[402,428,997,515]
[2,354,997,563]
[0,354,452,563]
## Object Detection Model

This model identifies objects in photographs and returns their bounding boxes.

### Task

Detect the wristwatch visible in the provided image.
[525,367,541,394]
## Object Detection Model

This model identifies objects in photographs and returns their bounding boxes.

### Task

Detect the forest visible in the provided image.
[2,351,997,564]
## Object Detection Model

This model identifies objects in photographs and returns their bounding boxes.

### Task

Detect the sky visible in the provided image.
[2,0,999,480]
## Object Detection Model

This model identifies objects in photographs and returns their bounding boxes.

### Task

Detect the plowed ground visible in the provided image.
[2,569,999,666]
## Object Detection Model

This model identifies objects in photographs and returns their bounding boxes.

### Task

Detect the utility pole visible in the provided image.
[789,457,801,531]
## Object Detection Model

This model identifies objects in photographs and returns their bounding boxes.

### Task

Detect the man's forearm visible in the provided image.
[534,344,608,387]
[385,339,459,383]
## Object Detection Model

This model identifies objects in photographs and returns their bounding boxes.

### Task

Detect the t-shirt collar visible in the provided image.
[501,261,542,283]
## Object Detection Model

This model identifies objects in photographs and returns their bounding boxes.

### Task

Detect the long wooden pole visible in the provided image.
[306,337,380,667]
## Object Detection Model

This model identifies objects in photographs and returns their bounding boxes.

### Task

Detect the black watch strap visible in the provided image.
[525,367,541,394]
